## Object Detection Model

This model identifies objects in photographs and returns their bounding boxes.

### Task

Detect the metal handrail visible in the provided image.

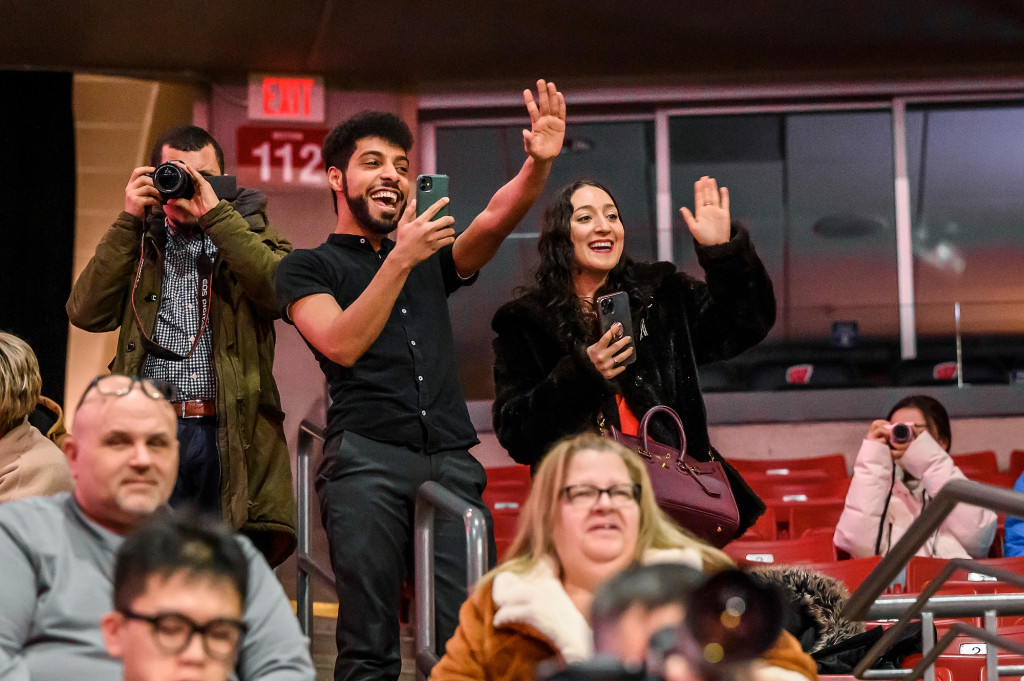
[414,481,489,681]
[296,419,334,637]
[840,479,1024,680]
[845,479,1024,619]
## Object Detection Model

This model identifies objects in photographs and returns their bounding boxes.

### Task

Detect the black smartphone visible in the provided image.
[416,174,450,219]
[596,291,636,365]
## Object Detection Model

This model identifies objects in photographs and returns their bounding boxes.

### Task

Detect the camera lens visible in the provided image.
[600,298,613,314]
[890,423,913,445]
[685,570,782,666]
[419,176,433,191]
[152,162,194,201]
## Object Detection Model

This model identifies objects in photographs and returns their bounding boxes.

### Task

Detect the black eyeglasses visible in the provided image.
[560,483,641,507]
[76,374,177,412]
[120,610,247,661]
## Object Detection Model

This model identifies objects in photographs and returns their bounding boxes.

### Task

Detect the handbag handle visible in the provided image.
[638,405,687,461]
[638,405,719,498]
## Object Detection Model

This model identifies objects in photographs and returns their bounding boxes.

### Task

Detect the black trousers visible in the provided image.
[168,416,221,515]
[317,430,495,681]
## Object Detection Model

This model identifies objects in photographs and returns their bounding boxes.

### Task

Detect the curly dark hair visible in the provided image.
[520,179,640,347]
[322,111,413,173]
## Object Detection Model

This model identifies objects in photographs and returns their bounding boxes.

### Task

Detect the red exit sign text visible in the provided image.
[247,74,324,123]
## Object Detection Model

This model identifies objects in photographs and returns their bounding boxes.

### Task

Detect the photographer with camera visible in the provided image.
[67,125,296,567]
[834,395,996,559]
[429,433,815,681]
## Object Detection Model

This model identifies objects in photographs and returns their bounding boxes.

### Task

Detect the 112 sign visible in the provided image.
[236,126,328,186]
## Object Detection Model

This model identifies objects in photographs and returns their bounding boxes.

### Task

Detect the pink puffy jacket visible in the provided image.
[833,432,997,559]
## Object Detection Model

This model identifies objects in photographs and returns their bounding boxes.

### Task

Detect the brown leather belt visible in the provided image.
[171,400,216,419]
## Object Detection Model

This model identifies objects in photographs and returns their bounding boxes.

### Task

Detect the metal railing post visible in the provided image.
[414,481,489,680]
[295,420,335,637]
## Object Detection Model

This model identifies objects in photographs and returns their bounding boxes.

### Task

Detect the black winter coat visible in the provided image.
[491,225,775,533]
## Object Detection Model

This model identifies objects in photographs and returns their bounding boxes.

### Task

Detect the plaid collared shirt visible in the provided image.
[142,225,218,401]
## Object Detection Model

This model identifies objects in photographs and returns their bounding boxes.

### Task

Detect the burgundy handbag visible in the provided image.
[604,405,740,547]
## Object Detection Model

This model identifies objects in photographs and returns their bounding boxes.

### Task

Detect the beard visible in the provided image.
[342,173,402,236]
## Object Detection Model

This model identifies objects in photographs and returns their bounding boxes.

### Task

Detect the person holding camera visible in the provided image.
[490,178,775,537]
[66,125,296,567]
[429,433,816,681]
[834,394,996,559]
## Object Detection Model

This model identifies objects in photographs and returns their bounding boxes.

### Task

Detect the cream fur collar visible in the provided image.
[490,547,702,663]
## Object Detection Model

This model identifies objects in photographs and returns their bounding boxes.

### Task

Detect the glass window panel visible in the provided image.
[670,111,898,345]
[905,104,1024,339]
[436,121,656,399]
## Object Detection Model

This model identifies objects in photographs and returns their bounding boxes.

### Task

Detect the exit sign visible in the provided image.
[247,74,325,122]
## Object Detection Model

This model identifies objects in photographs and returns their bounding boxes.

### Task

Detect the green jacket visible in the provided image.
[66,190,296,566]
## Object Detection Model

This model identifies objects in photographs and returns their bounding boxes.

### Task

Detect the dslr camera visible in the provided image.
[149,162,238,202]
[539,570,782,681]
[887,422,916,446]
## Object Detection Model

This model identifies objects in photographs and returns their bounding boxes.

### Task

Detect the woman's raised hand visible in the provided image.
[680,176,731,246]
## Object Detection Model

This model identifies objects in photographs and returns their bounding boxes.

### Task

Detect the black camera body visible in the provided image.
[149,162,238,202]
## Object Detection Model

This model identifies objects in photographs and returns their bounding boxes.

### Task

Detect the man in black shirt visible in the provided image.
[275,80,565,681]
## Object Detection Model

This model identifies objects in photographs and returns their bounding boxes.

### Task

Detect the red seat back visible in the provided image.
[952,450,999,477]
[724,534,837,565]
[785,497,846,538]
[802,555,882,592]
[729,453,849,478]
[482,466,531,562]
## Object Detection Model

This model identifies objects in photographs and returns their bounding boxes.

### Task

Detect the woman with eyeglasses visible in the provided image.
[430,433,816,681]
[834,394,997,559]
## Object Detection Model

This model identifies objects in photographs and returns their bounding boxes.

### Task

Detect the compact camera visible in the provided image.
[887,422,916,446]
[149,162,238,202]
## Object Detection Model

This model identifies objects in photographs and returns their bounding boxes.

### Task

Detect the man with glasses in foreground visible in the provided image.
[0,375,313,681]
[102,511,248,681]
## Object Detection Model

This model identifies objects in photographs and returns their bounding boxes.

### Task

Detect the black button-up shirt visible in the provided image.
[276,233,479,452]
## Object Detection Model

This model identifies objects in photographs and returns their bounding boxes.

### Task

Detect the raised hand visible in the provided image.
[679,176,731,246]
[587,323,634,379]
[522,79,566,163]
[124,166,161,219]
[391,196,457,270]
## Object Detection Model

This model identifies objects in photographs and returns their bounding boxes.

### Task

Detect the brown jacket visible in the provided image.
[432,551,817,681]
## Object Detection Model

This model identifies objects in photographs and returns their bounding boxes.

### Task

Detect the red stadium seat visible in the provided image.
[905,556,1024,594]
[952,450,999,477]
[748,476,851,504]
[741,505,778,541]
[802,555,882,592]
[785,497,846,538]
[724,534,837,565]
[729,453,849,478]
[482,466,531,561]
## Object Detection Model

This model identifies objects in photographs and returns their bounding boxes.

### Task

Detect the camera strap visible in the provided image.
[130,232,213,361]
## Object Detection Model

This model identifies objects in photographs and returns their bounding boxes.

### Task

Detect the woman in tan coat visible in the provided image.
[0,332,73,503]
[431,433,817,681]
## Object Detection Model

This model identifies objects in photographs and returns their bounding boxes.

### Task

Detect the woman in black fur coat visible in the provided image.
[490,177,776,535]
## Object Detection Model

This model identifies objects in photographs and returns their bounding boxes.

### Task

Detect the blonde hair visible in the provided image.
[0,332,42,435]
[495,432,732,580]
